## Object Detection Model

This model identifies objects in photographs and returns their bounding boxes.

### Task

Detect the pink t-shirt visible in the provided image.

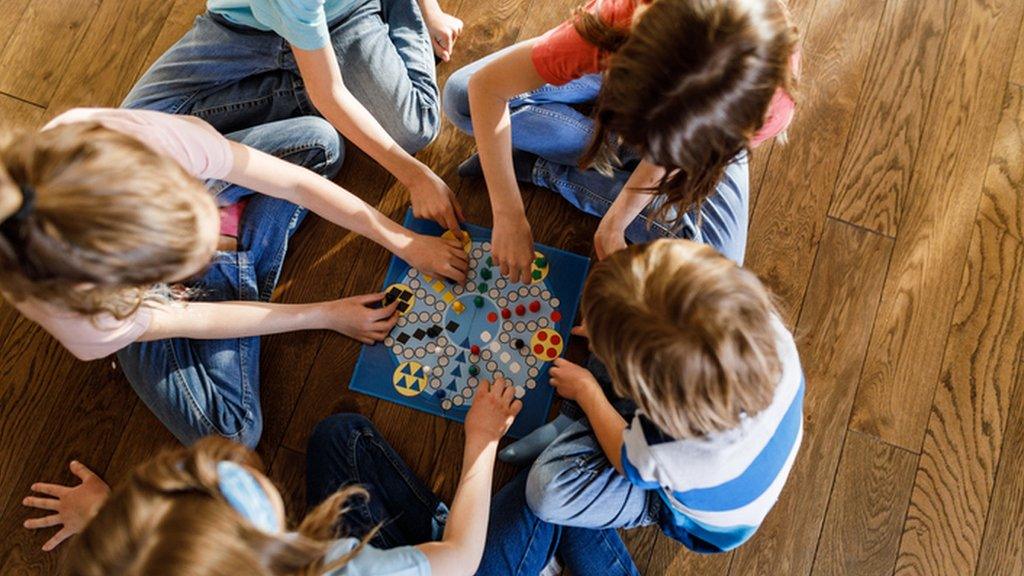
[530,0,798,147]
[6,108,234,361]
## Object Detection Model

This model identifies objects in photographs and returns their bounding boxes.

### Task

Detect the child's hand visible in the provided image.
[424,9,464,62]
[323,293,399,344]
[404,234,470,284]
[594,220,628,260]
[23,461,110,552]
[549,358,601,403]
[408,168,465,233]
[492,213,535,284]
[465,376,523,443]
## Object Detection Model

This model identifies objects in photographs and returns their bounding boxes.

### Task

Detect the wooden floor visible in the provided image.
[1,0,1023,573]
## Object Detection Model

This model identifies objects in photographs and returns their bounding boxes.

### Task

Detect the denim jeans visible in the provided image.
[122,0,439,152]
[443,42,749,264]
[116,117,344,448]
[478,470,640,576]
[306,414,639,572]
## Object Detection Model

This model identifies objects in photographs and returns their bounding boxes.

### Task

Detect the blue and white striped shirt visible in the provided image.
[620,315,804,553]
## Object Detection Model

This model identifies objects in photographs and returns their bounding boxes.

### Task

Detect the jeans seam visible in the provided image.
[162,339,255,441]
[510,104,593,134]
[259,205,306,300]
[192,88,298,118]
[598,530,634,575]
[514,518,549,576]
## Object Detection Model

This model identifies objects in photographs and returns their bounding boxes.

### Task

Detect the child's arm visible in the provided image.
[549,357,628,474]
[466,41,548,284]
[22,461,110,552]
[417,0,463,62]
[416,377,522,575]
[290,44,465,233]
[225,141,469,284]
[594,159,667,260]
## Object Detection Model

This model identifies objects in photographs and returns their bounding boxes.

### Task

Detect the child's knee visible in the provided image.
[394,106,441,154]
[525,457,572,523]
[231,413,263,450]
[442,68,473,134]
[294,116,345,178]
[309,413,373,452]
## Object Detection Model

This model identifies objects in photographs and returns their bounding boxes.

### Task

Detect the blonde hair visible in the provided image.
[583,240,782,438]
[66,437,372,576]
[0,122,217,319]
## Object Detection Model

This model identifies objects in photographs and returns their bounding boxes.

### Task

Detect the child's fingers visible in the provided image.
[500,382,516,404]
[24,514,62,530]
[22,496,59,511]
[450,193,466,221]
[31,483,69,498]
[372,300,399,320]
[510,399,523,415]
[356,292,386,305]
[69,460,97,481]
[570,326,588,338]
[42,528,72,552]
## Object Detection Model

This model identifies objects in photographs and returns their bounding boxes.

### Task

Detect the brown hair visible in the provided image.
[0,122,218,319]
[65,437,372,576]
[583,240,783,438]
[575,0,798,226]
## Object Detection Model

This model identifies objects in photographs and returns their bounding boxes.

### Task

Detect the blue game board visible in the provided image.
[349,210,591,438]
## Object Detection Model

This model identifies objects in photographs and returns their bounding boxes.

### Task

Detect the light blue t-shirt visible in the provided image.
[324,538,431,576]
[207,0,356,50]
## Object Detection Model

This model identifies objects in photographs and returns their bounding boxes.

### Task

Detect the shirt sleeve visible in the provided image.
[620,414,668,490]
[324,539,430,576]
[249,0,331,51]
[8,295,152,361]
[45,108,234,180]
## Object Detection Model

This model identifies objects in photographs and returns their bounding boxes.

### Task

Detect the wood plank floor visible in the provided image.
[1,0,1022,574]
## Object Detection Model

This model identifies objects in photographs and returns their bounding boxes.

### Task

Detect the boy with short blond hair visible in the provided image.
[526,239,804,553]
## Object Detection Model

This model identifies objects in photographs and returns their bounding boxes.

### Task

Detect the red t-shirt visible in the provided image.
[530,0,798,147]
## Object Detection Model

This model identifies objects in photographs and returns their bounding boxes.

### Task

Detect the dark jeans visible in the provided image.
[305,413,639,574]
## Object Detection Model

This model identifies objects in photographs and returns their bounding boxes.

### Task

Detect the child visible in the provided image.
[0,107,468,448]
[524,240,804,552]
[443,0,798,271]
[124,0,466,232]
[21,378,521,574]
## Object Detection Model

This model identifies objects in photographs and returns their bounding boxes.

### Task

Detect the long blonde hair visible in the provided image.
[0,121,217,319]
[66,437,372,576]
[583,240,783,438]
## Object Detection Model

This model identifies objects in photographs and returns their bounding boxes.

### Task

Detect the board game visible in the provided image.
[349,210,590,438]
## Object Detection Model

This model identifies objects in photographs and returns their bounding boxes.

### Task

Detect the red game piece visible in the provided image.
[546,348,557,359]
[515,304,526,316]
[487,312,498,323]
[538,331,548,341]
[529,300,541,313]
[551,334,561,346]
[534,344,545,354]
[470,344,480,356]
[501,308,512,320]
[551,310,562,322]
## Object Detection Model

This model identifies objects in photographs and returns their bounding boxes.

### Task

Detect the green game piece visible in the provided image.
[474,295,484,308]
[469,365,480,376]
[534,256,547,267]
[478,282,489,293]
[532,270,542,280]
[481,268,492,280]
[486,256,493,267]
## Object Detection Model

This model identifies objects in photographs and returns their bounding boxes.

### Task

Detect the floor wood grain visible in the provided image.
[1,0,1022,574]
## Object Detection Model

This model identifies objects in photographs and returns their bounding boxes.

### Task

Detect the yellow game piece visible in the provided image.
[453,301,465,314]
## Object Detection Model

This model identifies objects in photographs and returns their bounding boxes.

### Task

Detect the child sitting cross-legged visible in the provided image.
[523,239,805,553]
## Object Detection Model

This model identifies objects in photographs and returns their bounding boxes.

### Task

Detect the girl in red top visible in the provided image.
[443,0,798,276]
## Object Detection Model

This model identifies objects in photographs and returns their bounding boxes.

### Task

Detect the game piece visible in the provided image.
[443,229,472,253]
[350,210,590,438]
[383,283,416,316]
[551,310,562,322]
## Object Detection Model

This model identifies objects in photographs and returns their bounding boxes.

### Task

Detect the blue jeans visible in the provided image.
[116,117,344,448]
[122,0,439,152]
[479,471,640,576]
[443,42,749,264]
[306,414,638,572]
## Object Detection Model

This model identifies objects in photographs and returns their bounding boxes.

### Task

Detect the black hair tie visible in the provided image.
[1,183,38,273]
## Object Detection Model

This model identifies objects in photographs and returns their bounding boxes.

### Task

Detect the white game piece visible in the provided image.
[500,351,511,363]
[481,330,492,343]
[509,362,521,374]
[514,386,526,399]
[489,341,500,352]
